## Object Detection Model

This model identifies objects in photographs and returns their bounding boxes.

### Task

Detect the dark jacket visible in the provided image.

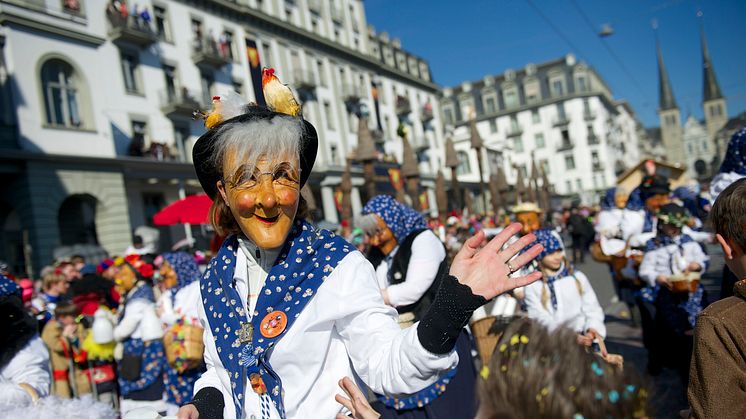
[688,279,746,418]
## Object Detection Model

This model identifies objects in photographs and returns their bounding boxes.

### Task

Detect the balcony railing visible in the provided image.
[307,0,322,14]
[506,124,523,138]
[557,140,574,151]
[420,103,434,122]
[341,84,365,102]
[192,37,231,69]
[330,5,344,22]
[159,88,202,119]
[293,69,317,91]
[395,95,411,116]
[583,110,595,121]
[107,13,157,47]
[592,163,604,172]
[553,115,570,127]
[587,133,600,145]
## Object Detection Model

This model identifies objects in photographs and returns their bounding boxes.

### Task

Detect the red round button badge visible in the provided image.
[260,310,288,338]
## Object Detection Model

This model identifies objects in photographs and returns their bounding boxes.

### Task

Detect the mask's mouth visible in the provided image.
[255,214,280,225]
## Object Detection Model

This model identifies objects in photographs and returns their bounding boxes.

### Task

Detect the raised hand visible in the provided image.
[335,377,380,419]
[449,223,543,301]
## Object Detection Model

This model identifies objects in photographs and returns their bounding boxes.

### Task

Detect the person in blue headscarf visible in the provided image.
[711,127,746,202]
[156,252,204,414]
[358,194,477,419]
[595,187,645,257]
[523,229,606,348]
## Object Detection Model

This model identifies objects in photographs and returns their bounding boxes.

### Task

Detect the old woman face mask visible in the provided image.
[218,150,300,250]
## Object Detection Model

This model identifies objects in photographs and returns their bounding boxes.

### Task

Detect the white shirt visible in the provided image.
[524,270,606,338]
[374,230,446,307]
[638,240,709,287]
[114,284,156,342]
[596,208,645,242]
[193,249,458,419]
[158,281,202,327]
[0,336,50,406]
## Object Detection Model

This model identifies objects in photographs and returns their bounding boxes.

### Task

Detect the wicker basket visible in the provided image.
[669,272,701,294]
[164,324,204,373]
[471,316,499,366]
[590,242,612,263]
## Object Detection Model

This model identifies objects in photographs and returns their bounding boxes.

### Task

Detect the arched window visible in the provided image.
[456,151,471,176]
[41,59,82,128]
[58,194,99,245]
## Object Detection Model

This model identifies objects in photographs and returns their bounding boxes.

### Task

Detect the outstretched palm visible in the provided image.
[450,223,544,301]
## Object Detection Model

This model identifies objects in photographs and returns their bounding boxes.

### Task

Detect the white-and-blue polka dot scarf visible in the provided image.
[361,195,426,243]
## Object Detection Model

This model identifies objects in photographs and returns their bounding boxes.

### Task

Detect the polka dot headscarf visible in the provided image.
[361,194,427,242]
[719,127,746,175]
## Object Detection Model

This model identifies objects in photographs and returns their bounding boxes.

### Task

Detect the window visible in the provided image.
[561,128,571,145]
[514,137,524,152]
[41,59,83,128]
[566,180,572,192]
[524,79,540,103]
[316,59,325,86]
[557,102,567,121]
[154,6,171,41]
[532,110,540,124]
[489,119,497,133]
[456,151,471,175]
[591,151,600,166]
[583,98,591,116]
[120,51,140,94]
[221,30,235,61]
[174,124,190,162]
[540,159,549,174]
[232,80,243,96]
[200,71,214,105]
[503,88,518,109]
[510,115,520,133]
[129,120,147,156]
[702,141,708,152]
[485,96,496,114]
[262,42,272,67]
[535,133,545,148]
[163,65,177,100]
[576,179,582,191]
[330,144,338,165]
[551,79,564,97]
[576,76,588,92]
[443,108,454,125]
[565,155,575,170]
[311,17,319,33]
[324,101,334,130]
[192,19,204,52]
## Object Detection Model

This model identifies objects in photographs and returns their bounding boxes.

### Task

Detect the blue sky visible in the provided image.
[363,0,746,127]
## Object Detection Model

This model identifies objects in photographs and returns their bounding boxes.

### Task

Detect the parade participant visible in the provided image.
[524,229,606,346]
[113,255,168,415]
[40,301,92,397]
[359,194,477,419]
[628,174,671,249]
[31,269,70,327]
[177,95,543,419]
[688,178,746,418]
[512,202,543,235]
[156,252,204,414]
[0,274,50,406]
[710,128,746,298]
[567,205,594,264]
[595,187,644,257]
[637,203,708,376]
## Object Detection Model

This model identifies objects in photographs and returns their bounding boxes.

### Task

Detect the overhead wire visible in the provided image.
[524,0,588,60]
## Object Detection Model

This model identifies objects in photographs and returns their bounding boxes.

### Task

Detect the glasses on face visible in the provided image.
[224,163,300,191]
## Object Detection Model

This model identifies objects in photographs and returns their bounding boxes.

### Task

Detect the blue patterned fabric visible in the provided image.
[626,188,644,211]
[362,195,427,243]
[164,362,204,406]
[163,252,202,305]
[600,188,616,210]
[118,338,167,397]
[681,285,705,328]
[719,127,746,175]
[0,274,20,297]
[201,220,352,419]
[643,210,655,233]
[545,265,571,311]
[533,228,564,260]
[377,367,457,410]
[118,282,155,321]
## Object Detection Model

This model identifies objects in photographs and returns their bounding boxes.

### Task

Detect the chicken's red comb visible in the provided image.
[212,95,221,101]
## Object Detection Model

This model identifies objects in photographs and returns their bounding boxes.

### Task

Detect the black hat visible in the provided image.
[657,203,689,228]
[639,174,670,200]
[192,107,318,200]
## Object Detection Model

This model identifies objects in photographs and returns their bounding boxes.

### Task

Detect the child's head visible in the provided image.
[656,203,689,238]
[711,178,746,279]
[42,271,69,295]
[533,229,565,271]
[54,302,78,326]
[478,318,647,419]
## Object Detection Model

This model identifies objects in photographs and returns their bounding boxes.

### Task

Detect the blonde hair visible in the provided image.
[42,272,66,291]
[540,258,584,311]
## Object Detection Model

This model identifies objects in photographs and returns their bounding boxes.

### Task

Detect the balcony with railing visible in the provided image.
[553,114,571,127]
[592,163,604,172]
[583,110,595,121]
[587,132,600,145]
[395,95,411,117]
[159,88,202,119]
[192,37,231,69]
[557,140,574,151]
[330,5,344,23]
[106,10,157,47]
[307,0,322,14]
[507,123,523,138]
[420,103,434,122]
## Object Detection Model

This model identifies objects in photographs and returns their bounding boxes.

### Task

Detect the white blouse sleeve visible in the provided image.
[113,299,149,341]
[575,272,606,338]
[332,252,458,396]
[0,336,50,403]
[385,231,446,308]
[523,281,557,331]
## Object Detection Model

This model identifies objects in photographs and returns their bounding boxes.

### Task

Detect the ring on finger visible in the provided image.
[506,261,517,274]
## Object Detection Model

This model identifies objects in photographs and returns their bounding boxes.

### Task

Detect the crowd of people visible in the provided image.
[1,91,744,419]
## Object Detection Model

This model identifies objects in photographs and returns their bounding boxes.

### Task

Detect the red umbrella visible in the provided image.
[153,194,213,226]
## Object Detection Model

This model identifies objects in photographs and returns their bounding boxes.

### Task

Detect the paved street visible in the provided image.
[575,243,724,419]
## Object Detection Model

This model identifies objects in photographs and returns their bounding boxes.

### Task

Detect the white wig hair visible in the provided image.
[209,116,304,182]
[355,213,379,236]
[614,186,628,196]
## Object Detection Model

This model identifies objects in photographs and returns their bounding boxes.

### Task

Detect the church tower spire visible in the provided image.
[655,31,683,165]
[700,23,727,141]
